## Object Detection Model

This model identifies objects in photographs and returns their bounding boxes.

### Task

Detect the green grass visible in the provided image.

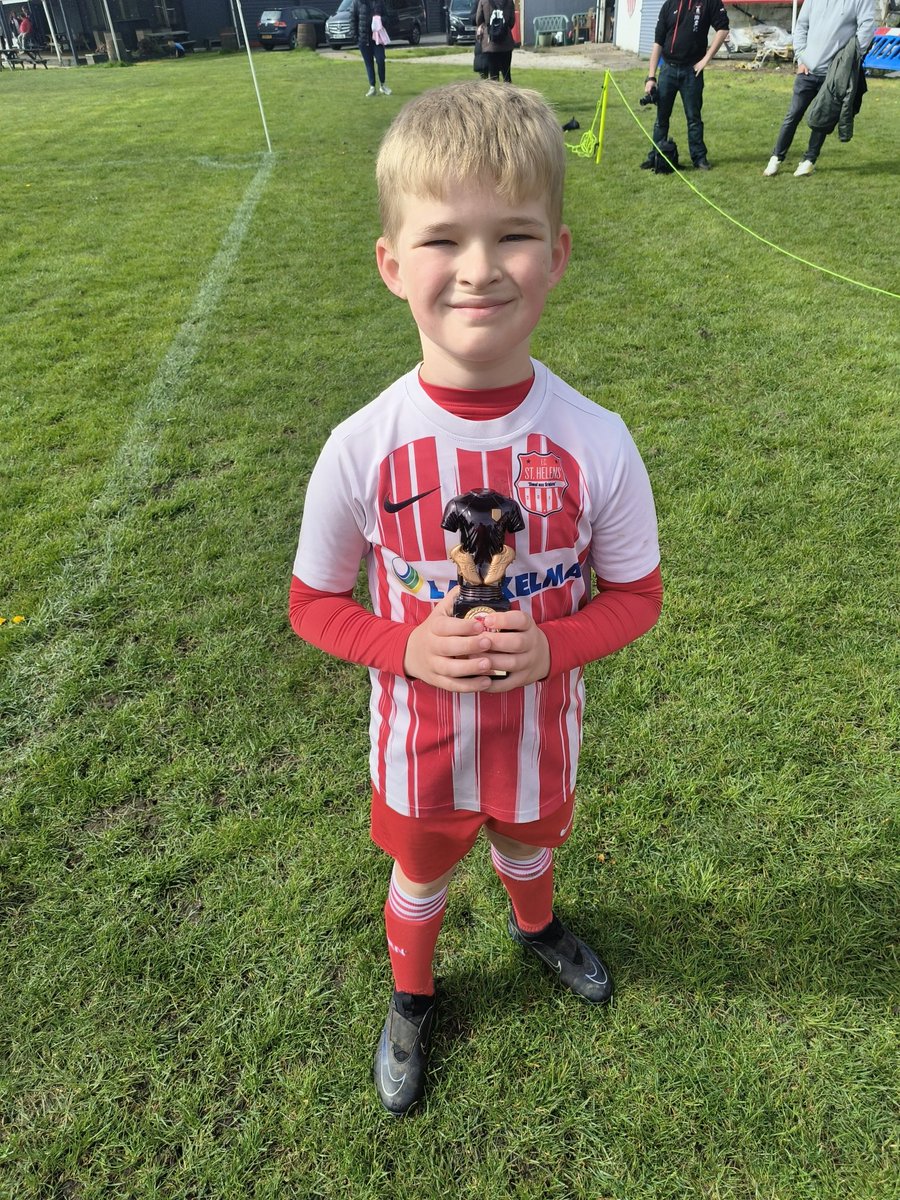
[1,50,898,1200]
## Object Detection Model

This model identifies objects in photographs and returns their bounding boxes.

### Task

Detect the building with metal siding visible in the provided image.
[613,0,665,55]
[6,0,236,53]
[638,0,664,53]
[181,0,233,45]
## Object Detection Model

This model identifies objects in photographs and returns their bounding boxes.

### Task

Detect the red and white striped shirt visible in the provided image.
[292,361,660,822]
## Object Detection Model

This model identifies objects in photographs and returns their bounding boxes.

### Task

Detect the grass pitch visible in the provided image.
[1,49,898,1200]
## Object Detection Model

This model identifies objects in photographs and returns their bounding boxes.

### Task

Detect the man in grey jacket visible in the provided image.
[763,0,876,177]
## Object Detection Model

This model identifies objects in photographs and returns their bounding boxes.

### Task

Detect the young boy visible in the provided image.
[290,82,662,1116]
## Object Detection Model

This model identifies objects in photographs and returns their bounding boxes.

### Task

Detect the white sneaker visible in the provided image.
[365,85,376,97]
[763,155,780,177]
[379,84,392,95]
[794,159,815,177]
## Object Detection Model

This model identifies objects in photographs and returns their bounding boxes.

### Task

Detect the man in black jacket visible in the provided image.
[643,0,729,170]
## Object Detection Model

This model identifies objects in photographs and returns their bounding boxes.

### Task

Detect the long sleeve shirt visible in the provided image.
[289,364,662,821]
[794,0,876,75]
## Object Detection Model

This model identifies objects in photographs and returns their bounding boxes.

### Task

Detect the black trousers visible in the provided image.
[358,38,386,86]
[652,61,707,165]
[773,73,828,162]
[485,50,512,82]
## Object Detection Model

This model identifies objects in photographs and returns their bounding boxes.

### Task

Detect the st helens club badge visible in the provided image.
[514,451,568,516]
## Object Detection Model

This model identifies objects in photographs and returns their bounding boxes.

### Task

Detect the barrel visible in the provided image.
[296,22,317,49]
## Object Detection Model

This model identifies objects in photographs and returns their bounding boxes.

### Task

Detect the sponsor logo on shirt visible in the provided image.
[392,557,425,593]
[424,558,582,601]
[382,486,440,513]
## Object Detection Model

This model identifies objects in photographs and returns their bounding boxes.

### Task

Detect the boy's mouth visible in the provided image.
[451,299,510,316]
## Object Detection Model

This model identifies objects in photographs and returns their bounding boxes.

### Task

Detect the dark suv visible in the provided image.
[325,0,426,46]
[257,7,328,49]
[445,0,477,43]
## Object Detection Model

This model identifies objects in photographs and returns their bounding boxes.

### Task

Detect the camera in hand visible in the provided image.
[640,83,659,106]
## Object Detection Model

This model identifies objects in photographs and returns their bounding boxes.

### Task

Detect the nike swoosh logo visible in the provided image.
[383,486,440,514]
[379,1030,407,1096]
[382,1062,407,1095]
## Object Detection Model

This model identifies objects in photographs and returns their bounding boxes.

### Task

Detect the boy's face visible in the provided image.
[376,183,571,390]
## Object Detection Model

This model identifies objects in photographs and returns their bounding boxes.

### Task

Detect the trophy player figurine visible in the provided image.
[441,488,526,621]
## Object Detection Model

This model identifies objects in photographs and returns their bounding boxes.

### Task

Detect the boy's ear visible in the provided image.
[376,236,407,299]
[548,224,573,290]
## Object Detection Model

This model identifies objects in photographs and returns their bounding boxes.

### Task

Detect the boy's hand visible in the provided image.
[404,595,495,692]
[477,610,551,692]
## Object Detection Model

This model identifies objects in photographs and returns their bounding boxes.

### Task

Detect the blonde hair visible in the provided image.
[376,82,566,242]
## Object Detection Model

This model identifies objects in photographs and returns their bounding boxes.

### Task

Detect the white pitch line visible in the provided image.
[1,152,275,765]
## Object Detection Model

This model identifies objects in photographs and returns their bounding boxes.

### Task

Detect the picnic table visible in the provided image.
[0,45,48,68]
[144,29,196,52]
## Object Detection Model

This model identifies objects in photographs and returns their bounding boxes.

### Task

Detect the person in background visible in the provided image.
[351,0,392,97]
[762,0,876,177]
[473,0,489,79]
[642,0,730,170]
[16,8,33,50]
[475,0,515,82]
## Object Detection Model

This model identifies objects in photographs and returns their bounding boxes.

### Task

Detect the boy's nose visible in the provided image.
[457,243,501,288]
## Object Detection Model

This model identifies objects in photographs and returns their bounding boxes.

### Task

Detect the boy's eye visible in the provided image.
[501,233,536,242]
[422,238,455,247]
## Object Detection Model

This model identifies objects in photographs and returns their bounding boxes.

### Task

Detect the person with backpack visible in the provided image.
[475,0,515,82]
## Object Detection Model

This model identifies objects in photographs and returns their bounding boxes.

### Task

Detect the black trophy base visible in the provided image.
[452,584,510,620]
[452,585,509,677]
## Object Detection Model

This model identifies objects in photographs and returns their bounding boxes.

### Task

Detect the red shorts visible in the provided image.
[370,787,576,883]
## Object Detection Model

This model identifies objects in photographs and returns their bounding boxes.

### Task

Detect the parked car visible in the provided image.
[325,0,426,47]
[444,0,477,44]
[257,6,329,49]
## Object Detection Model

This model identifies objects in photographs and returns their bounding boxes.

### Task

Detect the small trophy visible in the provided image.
[441,488,526,622]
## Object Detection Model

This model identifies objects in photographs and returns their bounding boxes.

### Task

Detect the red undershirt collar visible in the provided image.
[418,372,533,420]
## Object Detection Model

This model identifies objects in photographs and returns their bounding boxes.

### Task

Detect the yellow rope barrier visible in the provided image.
[566,95,603,158]
[595,71,610,166]
[565,71,900,301]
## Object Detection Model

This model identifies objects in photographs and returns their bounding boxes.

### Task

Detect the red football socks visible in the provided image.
[384,868,448,996]
[490,845,554,933]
